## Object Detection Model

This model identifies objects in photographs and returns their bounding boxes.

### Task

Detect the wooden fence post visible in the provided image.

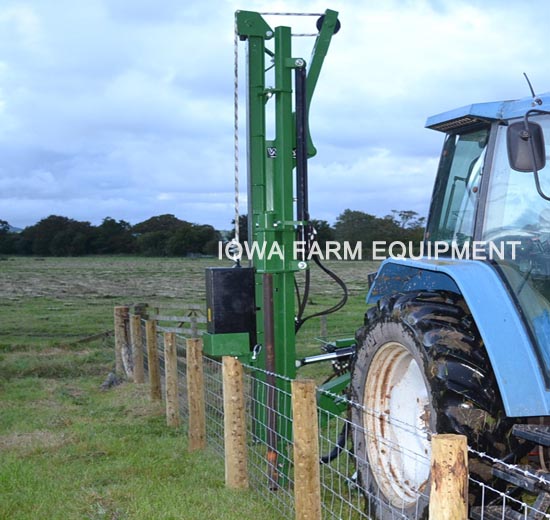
[292,379,322,520]
[187,338,206,452]
[222,356,248,489]
[130,314,145,384]
[164,332,180,427]
[429,434,468,520]
[114,306,130,377]
[145,319,162,401]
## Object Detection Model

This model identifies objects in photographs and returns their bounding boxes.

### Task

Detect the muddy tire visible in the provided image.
[351,290,513,520]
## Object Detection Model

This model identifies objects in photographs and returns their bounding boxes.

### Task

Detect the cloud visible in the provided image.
[308,148,440,222]
[0,5,43,53]
[1,0,550,231]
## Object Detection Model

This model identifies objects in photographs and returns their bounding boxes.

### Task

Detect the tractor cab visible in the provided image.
[425,93,550,381]
[357,94,550,517]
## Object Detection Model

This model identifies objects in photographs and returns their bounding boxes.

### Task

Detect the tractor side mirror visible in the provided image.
[507,121,546,172]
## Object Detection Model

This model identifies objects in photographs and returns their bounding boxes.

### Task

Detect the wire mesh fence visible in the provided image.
[467,447,550,520]
[175,335,190,427]
[202,351,225,457]
[126,310,550,520]
[318,411,363,519]
[243,367,296,518]
[316,387,431,520]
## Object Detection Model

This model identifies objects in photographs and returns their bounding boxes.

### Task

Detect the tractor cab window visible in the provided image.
[482,117,550,378]
[483,120,550,237]
[426,127,489,244]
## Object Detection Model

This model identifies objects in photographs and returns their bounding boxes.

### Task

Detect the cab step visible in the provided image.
[492,463,550,493]
[513,424,550,447]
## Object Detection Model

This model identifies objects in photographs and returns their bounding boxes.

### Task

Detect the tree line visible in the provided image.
[0,209,425,257]
[0,214,220,257]
[233,210,425,255]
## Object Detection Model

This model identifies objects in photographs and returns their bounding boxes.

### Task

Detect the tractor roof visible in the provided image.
[426,91,550,132]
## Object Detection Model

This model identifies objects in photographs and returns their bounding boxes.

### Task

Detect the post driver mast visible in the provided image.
[204,9,341,476]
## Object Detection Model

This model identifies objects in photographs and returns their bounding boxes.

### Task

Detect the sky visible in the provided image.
[1,0,550,231]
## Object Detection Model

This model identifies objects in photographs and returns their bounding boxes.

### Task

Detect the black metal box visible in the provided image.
[205,267,255,334]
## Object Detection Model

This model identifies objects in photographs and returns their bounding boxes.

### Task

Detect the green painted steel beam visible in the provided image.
[318,372,351,417]
[203,332,251,358]
[234,9,341,456]
[306,9,340,158]
[235,10,273,39]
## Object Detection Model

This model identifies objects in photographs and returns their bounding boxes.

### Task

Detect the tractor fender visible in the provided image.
[367,257,550,417]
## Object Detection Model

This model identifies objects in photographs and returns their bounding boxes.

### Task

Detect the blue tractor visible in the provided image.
[351,93,550,518]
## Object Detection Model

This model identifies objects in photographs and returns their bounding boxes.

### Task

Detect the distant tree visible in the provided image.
[200,225,222,256]
[229,215,248,243]
[132,214,219,256]
[189,224,220,254]
[202,236,221,256]
[390,210,426,230]
[136,231,171,256]
[376,215,404,244]
[14,234,32,255]
[94,217,135,254]
[22,215,66,255]
[334,209,423,258]
[0,219,18,254]
[21,215,94,256]
[49,227,90,256]
[134,215,191,256]
[334,209,379,244]
[132,214,187,234]
[309,219,334,247]
[165,222,195,256]
[166,223,220,256]
[386,210,426,246]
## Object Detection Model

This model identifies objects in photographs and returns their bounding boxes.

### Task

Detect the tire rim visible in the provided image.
[363,341,431,508]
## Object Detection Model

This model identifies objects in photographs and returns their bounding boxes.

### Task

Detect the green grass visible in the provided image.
[0,375,283,519]
[0,255,377,519]
[0,256,225,351]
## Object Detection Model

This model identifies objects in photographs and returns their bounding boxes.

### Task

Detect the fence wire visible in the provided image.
[468,447,550,520]
[133,316,550,520]
[243,368,295,518]
[201,353,225,457]
[175,335,190,426]
[470,475,550,520]
[318,407,365,519]
[316,387,431,520]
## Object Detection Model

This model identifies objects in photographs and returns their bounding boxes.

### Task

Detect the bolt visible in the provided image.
[295,58,305,67]
[266,30,273,37]
[298,261,307,270]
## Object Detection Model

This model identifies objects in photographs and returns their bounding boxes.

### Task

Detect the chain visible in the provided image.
[233,13,240,244]
[260,12,322,16]
[233,12,320,245]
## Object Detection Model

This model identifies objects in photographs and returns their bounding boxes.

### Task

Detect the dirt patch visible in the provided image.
[0,430,71,452]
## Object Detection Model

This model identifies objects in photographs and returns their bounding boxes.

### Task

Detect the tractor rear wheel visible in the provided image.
[351,290,514,519]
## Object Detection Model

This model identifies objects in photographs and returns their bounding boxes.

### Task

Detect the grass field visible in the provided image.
[0,255,376,519]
